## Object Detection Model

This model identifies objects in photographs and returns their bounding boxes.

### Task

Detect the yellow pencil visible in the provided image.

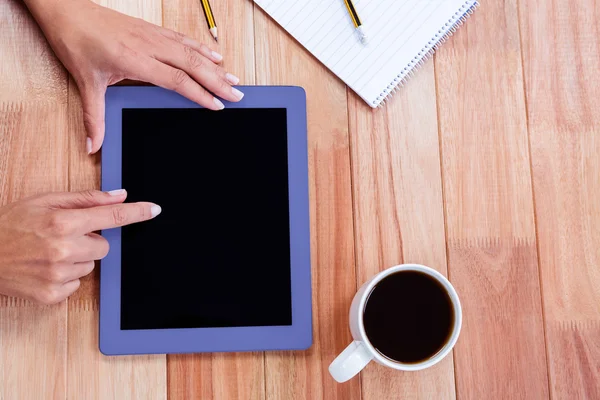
[200,0,218,42]
[343,0,367,44]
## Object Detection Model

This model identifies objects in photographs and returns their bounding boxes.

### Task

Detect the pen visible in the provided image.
[200,0,218,42]
[343,0,367,44]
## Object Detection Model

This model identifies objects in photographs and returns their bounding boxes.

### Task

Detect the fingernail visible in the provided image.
[107,189,126,196]
[150,205,162,218]
[232,87,244,100]
[211,51,223,61]
[226,73,240,85]
[86,137,92,154]
[213,98,225,110]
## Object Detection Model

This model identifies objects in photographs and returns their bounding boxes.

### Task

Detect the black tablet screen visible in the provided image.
[120,108,292,330]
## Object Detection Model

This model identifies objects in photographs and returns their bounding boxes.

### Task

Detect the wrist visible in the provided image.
[23,0,66,23]
[22,0,85,39]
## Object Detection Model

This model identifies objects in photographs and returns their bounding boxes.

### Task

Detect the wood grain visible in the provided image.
[519,0,600,397]
[434,0,550,398]
[348,61,456,399]
[0,1,69,399]
[65,1,167,399]
[2,0,600,397]
[254,7,360,400]
[161,1,263,399]
[0,300,67,399]
[0,0,66,104]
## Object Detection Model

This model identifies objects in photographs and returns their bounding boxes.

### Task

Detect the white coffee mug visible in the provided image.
[328,264,462,383]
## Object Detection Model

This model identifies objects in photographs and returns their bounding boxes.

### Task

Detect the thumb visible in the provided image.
[32,189,128,210]
[80,83,106,155]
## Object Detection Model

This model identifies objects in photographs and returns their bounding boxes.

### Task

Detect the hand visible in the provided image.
[24,0,244,154]
[0,189,160,305]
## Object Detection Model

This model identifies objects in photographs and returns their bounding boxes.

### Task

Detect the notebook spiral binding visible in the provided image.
[375,0,479,107]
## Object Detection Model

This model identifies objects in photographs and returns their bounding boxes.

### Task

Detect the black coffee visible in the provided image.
[363,270,454,364]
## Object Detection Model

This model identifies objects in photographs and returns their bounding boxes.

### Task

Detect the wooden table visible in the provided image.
[1,0,599,398]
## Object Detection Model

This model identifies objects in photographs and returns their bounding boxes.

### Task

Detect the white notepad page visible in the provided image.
[254,0,478,107]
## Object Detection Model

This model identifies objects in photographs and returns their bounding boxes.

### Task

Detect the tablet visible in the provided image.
[99,86,312,355]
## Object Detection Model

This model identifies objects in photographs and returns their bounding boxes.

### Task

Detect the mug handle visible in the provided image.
[328,341,373,382]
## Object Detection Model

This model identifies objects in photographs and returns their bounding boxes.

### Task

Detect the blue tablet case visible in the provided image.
[100,86,312,355]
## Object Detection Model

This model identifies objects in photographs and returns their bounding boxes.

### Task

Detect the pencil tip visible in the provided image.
[357,26,367,44]
[209,27,219,43]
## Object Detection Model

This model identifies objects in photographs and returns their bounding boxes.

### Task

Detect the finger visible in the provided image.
[60,279,82,299]
[79,83,107,154]
[67,233,110,262]
[75,201,162,233]
[48,261,95,283]
[157,45,243,103]
[133,58,224,110]
[71,262,95,281]
[156,27,223,63]
[35,279,81,305]
[32,189,128,210]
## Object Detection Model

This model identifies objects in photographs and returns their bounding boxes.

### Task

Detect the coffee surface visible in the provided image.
[363,270,454,364]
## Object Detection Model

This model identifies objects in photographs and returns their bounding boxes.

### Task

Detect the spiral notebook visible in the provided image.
[254,0,479,107]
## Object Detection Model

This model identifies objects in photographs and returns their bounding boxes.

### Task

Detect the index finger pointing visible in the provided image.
[76,202,162,233]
